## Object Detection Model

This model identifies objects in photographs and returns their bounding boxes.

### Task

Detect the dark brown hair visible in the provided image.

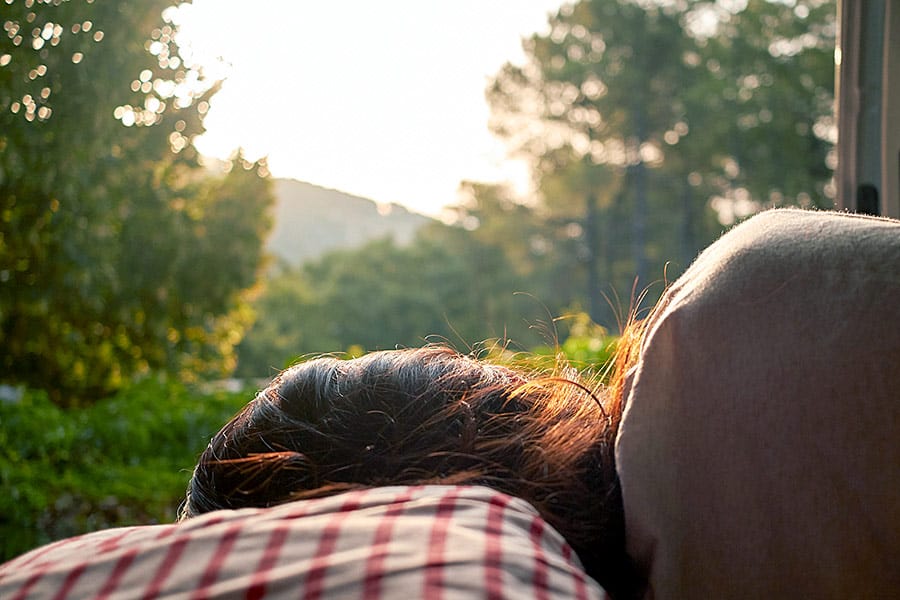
[181,345,639,596]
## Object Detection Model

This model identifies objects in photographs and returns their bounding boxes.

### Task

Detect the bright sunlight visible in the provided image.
[174,0,562,216]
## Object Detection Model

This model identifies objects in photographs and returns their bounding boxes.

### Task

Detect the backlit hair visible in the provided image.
[181,345,638,596]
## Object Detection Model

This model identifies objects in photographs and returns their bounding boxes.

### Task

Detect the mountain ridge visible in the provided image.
[267,178,434,265]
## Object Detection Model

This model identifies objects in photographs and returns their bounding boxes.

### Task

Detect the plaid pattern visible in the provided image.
[0,485,607,599]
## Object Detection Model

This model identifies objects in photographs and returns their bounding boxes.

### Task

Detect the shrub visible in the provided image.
[0,379,251,561]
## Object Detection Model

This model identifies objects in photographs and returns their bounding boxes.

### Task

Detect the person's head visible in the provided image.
[181,345,634,594]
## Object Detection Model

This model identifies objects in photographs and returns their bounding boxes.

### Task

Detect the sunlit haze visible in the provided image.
[175,1,563,216]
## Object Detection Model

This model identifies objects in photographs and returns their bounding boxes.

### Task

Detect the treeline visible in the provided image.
[1,0,836,400]
[1,1,273,405]
[234,0,836,377]
[236,183,587,378]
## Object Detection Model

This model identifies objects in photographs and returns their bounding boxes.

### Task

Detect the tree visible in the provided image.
[491,1,699,297]
[234,217,563,378]
[0,1,273,404]
[487,0,836,325]
[693,0,837,217]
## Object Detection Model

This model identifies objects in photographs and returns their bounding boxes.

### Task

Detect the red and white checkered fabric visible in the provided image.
[0,485,607,599]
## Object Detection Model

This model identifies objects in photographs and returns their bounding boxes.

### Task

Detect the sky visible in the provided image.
[174,1,564,216]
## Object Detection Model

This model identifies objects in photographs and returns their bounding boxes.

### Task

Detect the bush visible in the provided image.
[531,312,620,380]
[0,379,251,561]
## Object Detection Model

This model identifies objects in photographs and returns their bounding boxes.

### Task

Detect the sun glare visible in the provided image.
[174,1,559,216]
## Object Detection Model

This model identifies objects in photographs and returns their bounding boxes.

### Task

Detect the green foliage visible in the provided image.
[0,1,274,404]
[0,379,250,561]
[699,0,836,209]
[235,226,550,378]
[487,0,836,325]
[531,311,619,378]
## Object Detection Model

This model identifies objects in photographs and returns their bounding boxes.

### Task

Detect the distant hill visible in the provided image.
[267,179,433,265]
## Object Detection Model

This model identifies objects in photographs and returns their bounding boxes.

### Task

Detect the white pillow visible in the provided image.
[616,209,900,599]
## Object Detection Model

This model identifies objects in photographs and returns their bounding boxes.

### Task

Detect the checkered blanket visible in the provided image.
[0,485,606,599]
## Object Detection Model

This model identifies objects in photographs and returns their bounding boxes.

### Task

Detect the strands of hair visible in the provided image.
[181,338,646,598]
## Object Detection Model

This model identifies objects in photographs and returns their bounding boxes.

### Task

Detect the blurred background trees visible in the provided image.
[487,0,835,324]
[0,0,273,404]
[0,0,837,390]
[237,0,836,374]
